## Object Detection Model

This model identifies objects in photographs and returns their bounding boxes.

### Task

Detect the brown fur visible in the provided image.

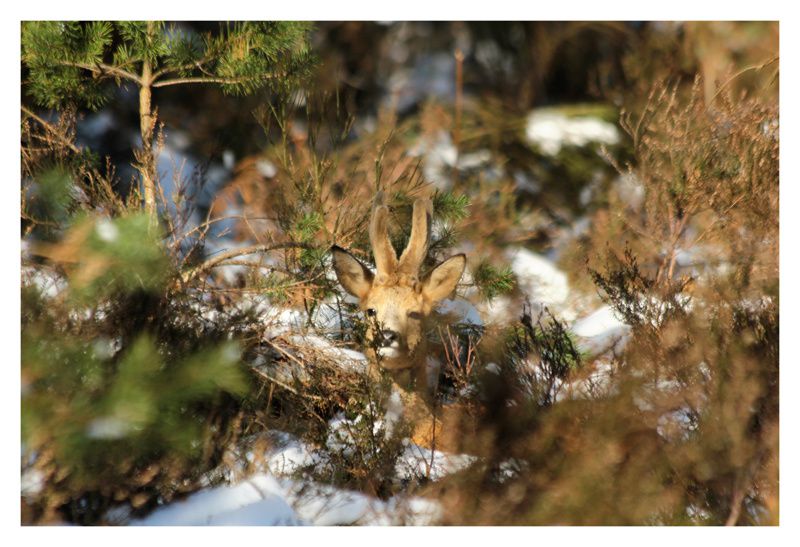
[332,196,465,390]
[332,196,468,449]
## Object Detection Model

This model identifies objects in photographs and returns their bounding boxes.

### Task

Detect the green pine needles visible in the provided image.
[22,21,314,110]
[22,21,314,225]
[473,260,515,301]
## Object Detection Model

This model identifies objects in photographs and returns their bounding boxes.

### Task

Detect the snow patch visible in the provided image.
[285,480,442,525]
[135,447,447,526]
[22,266,67,299]
[525,110,620,155]
[285,334,369,374]
[571,305,631,355]
[558,360,618,401]
[21,468,45,499]
[477,295,515,326]
[436,297,484,327]
[507,247,571,316]
[396,440,477,481]
[264,432,318,475]
[132,474,299,526]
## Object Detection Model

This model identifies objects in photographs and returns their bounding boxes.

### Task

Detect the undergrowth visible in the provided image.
[21,22,778,526]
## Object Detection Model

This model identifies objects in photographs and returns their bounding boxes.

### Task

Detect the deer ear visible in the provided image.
[331,246,374,299]
[421,254,466,303]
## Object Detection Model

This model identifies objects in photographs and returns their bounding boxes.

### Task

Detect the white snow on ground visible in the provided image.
[409,130,457,190]
[85,416,135,440]
[476,246,574,326]
[557,360,618,401]
[255,298,350,339]
[525,110,620,156]
[132,424,459,526]
[477,295,515,326]
[642,293,694,328]
[21,468,45,499]
[395,440,477,481]
[132,475,300,526]
[22,265,67,299]
[571,305,631,356]
[509,248,568,307]
[436,297,484,327]
[311,300,352,332]
[383,389,406,438]
[285,480,442,525]
[285,334,369,374]
[656,407,698,441]
[95,218,119,242]
[261,306,307,337]
[255,158,278,178]
[263,432,318,475]
[320,406,476,482]
[383,52,455,115]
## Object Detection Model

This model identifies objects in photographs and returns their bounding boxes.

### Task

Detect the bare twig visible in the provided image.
[179,242,311,284]
[170,215,273,249]
[20,106,82,155]
[725,483,746,526]
[250,365,322,402]
[707,56,779,109]
[453,48,464,150]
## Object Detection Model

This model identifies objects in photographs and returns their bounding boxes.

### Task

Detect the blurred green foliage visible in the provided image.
[25,169,75,229]
[57,214,169,302]
[22,187,253,522]
[23,333,247,464]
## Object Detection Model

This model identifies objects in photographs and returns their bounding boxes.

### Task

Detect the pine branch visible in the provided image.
[152,75,275,89]
[151,60,206,80]
[57,60,141,84]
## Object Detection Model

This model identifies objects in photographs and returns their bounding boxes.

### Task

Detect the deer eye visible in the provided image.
[407,311,423,320]
[366,308,377,317]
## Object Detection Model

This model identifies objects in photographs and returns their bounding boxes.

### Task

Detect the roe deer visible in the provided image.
[331,194,466,395]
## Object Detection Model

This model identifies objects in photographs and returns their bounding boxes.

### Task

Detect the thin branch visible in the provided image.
[20,106,82,155]
[179,242,310,284]
[725,484,746,526]
[58,60,141,84]
[169,215,278,251]
[249,365,322,402]
[707,56,779,109]
[151,58,210,80]
[152,75,273,88]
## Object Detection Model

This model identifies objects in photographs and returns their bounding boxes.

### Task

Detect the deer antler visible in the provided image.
[398,198,432,278]
[369,191,398,275]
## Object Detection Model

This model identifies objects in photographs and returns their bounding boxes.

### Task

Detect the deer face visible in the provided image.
[332,196,466,369]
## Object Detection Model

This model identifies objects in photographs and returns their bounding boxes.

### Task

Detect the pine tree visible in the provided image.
[22,21,314,228]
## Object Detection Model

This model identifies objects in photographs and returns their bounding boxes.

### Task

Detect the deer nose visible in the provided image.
[380,330,399,346]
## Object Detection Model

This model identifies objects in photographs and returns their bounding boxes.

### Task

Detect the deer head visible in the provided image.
[332,195,466,371]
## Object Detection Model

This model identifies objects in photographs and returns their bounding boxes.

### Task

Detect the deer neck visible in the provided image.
[368,337,429,393]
